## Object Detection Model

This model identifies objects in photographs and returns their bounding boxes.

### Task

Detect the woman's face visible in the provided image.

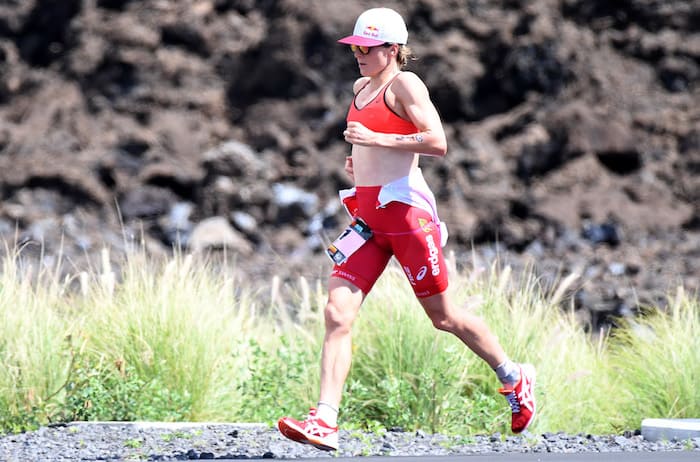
[351,43,397,77]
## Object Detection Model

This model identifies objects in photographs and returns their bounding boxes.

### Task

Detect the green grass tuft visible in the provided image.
[0,243,697,436]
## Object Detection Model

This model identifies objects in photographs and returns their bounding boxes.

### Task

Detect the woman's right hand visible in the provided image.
[344,155,354,181]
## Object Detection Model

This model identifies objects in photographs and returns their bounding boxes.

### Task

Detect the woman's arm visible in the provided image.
[344,155,354,181]
[343,72,447,156]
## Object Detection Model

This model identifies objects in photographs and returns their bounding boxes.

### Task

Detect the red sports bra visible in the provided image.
[346,73,418,135]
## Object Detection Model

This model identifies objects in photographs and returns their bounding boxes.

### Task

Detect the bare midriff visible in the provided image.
[351,145,419,186]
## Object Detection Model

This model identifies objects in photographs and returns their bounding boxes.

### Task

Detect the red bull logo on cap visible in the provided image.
[363,25,379,37]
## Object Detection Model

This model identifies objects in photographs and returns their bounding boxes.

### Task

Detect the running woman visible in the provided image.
[277,7,536,451]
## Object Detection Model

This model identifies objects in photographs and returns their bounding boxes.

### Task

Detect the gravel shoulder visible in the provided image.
[1,422,698,461]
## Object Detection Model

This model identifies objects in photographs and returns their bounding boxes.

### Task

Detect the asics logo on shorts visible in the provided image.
[403,265,417,285]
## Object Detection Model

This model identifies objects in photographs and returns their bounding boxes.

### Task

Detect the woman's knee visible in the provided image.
[324,300,355,332]
[324,280,363,332]
[420,293,455,332]
[426,310,455,332]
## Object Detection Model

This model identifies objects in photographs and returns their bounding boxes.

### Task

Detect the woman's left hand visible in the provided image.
[343,121,375,146]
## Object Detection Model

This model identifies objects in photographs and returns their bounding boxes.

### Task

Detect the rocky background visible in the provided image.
[0,0,698,331]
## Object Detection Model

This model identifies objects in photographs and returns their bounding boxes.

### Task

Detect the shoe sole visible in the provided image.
[514,364,537,433]
[277,419,338,451]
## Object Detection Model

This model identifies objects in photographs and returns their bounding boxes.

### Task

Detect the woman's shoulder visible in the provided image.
[352,77,370,94]
[393,71,425,87]
[391,71,428,96]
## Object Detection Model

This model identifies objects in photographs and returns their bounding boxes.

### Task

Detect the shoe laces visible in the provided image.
[502,389,521,414]
[300,417,336,438]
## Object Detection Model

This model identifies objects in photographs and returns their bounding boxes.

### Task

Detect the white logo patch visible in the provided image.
[426,235,441,276]
[403,265,416,286]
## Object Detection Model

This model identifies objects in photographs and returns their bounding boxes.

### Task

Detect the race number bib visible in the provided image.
[326,217,372,265]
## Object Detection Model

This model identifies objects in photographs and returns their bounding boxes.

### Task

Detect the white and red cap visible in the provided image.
[337,8,408,46]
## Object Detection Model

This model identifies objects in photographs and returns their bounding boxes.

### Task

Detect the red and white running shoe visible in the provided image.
[277,408,339,451]
[499,363,536,433]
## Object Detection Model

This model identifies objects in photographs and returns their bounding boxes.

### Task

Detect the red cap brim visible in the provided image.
[337,35,385,46]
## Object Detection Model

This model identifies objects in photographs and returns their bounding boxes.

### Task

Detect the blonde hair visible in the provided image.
[397,44,414,69]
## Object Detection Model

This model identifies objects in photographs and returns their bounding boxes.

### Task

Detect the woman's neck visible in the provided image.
[369,63,400,86]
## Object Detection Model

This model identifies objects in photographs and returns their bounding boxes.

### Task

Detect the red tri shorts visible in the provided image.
[331,185,449,298]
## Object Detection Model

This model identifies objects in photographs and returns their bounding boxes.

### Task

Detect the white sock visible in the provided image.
[494,359,521,387]
[316,401,338,427]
